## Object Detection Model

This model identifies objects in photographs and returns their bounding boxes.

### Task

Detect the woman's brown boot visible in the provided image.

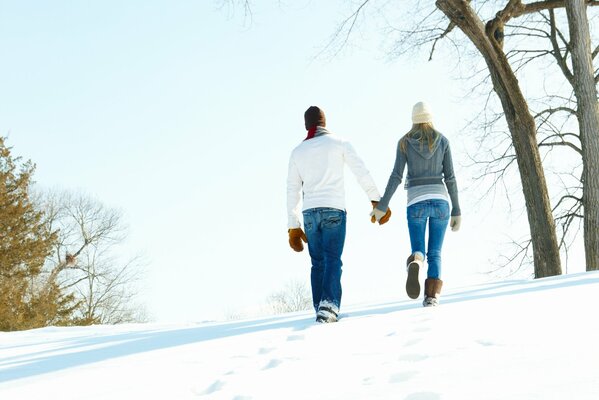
[423,278,443,307]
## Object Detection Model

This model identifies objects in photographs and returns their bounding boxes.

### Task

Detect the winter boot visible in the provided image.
[406,253,424,299]
[423,278,443,307]
[316,300,339,323]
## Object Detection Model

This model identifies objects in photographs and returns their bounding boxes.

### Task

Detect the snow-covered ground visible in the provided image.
[1,272,598,400]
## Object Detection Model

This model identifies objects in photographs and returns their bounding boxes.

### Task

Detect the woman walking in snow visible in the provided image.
[371,101,461,306]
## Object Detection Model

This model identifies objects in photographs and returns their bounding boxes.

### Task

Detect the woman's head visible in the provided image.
[411,101,433,124]
[401,101,439,153]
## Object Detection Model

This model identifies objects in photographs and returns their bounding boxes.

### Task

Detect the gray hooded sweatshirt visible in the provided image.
[377,131,460,216]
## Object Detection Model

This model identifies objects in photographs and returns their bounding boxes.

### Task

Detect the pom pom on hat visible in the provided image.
[412,101,433,124]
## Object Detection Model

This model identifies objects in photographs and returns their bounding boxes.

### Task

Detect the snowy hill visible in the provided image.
[1,272,598,400]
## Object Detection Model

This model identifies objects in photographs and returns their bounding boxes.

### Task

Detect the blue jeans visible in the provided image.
[406,199,449,279]
[302,208,346,312]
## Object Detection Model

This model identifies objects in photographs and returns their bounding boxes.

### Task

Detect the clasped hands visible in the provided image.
[370,201,391,225]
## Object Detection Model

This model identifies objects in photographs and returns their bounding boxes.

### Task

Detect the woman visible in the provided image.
[371,101,461,307]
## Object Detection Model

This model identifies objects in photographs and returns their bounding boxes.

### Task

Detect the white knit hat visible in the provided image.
[412,101,433,124]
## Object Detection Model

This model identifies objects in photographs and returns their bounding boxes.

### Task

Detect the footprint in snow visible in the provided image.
[262,359,283,370]
[258,347,275,354]
[398,353,429,362]
[404,391,441,400]
[232,396,252,400]
[404,337,423,347]
[413,326,431,333]
[389,370,419,383]
[201,380,225,395]
[362,376,375,385]
[476,339,496,347]
[287,334,304,341]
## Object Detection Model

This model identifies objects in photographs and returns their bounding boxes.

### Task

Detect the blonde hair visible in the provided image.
[399,122,439,154]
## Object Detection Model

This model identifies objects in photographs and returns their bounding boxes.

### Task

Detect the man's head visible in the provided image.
[304,106,326,130]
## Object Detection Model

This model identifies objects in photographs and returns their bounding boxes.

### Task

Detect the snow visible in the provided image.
[1,272,598,400]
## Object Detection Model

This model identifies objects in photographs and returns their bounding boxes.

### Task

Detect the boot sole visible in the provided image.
[406,263,420,299]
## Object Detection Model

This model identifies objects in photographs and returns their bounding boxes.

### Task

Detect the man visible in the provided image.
[286,106,391,323]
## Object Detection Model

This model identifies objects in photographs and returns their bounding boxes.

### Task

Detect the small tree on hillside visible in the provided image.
[39,190,147,325]
[266,280,312,314]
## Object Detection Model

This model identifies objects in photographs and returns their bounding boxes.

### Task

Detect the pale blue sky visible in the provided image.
[1,1,584,322]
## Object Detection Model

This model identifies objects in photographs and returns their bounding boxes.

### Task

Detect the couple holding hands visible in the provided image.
[286,103,461,323]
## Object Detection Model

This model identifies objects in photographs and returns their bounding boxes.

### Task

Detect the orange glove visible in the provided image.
[370,201,392,225]
[288,228,307,252]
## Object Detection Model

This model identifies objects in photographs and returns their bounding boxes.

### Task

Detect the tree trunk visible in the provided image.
[565,0,599,271]
[436,0,562,277]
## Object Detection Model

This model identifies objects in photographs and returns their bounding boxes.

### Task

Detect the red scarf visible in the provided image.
[305,126,318,141]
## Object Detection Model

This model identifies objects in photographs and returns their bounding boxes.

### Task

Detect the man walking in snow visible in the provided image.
[286,106,391,323]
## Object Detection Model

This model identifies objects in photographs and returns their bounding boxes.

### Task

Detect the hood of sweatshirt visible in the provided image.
[406,133,440,160]
[314,126,330,137]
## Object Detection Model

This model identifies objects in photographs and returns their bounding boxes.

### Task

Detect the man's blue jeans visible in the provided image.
[406,199,449,279]
[302,208,346,312]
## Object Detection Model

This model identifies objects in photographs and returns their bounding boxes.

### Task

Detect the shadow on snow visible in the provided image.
[0,271,597,383]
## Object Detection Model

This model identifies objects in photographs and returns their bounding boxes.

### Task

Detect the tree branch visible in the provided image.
[516,0,599,17]
[429,21,456,60]
[317,0,371,59]
[538,137,583,154]
[547,9,575,85]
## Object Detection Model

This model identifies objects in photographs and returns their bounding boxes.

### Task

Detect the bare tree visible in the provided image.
[564,0,599,271]
[446,4,599,272]
[436,2,564,278]
[451,6,598,274]
[38,190,147,325]
[266,280,312,314]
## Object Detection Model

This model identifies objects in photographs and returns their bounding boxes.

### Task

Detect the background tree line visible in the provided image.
[0,137,146,331]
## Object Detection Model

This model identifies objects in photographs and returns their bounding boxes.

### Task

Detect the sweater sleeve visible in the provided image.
[376,141,406,212]
[343,141,381,202]
[443,142,461,216]
[286,154,303,229]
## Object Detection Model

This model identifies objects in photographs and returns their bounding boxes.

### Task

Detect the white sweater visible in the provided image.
[286,128,381,228]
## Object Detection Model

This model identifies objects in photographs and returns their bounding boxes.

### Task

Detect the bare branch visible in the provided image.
[553,194,583,210]
[547,9,575,85]
[533,106,577,118]
[515,0,599,18]
[538,136,583,154]
[488,237,534,277]
[429,21,456,60]
[316,0,372,59]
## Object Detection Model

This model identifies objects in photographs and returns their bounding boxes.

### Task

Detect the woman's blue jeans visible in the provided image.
[302,208,346,312]
[406,199,449,279]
